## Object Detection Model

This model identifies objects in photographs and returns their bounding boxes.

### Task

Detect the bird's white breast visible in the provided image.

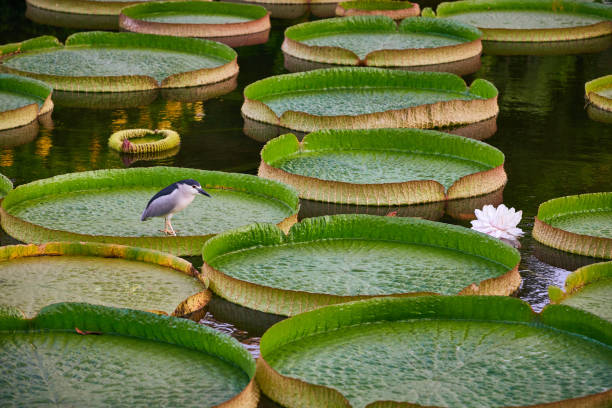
[170,187,196,213]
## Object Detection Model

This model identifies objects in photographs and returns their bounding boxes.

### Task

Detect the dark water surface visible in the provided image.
[1,0,611,377]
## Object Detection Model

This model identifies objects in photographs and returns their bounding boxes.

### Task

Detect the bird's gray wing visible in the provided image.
[141,190,178,220]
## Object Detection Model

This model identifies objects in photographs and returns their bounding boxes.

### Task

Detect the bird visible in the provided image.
[141,179,211,236]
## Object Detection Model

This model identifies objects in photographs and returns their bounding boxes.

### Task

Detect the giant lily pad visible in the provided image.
[335,0,421,19]
[549,261,612,322]
[586,75,612,113]
[0,32,238,92]
[258,129,506,205]
[0,167,299,256]
[0,73,53,131]
[431,0,612,42]
[25,0,192,16]
[241,68,498,133]
[120,1,271,47]
[282,16,482,69]
[0,302,259,407]
[0,242,210,318]
[533,192,612,259]
[202,215,521,316]
[257,295,612,408]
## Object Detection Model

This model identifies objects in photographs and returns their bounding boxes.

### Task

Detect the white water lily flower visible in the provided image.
[471,204,524,243]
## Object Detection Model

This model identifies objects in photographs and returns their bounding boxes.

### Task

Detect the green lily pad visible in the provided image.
[549,261,612,322]
[0,73,53,131]
[0,32,238,92]
[283,16,482,67]
[434,0,612,42]
[0,172,12,198]
[0,302,258,407]
[202,215,521,316]
[533,192,612,259]
[0,167,299,256]
[335,0,420,19]
[242,68,499,132]
[0,242,210,318]
[258,296,612,408]
[259,129,506,205]
[586,75,612,113]
[120,1,271,47]
[26,0,189,16]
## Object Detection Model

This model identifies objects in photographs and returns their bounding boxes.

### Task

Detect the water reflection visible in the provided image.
[298,187,504,221]
[25,4,119,30]
[284,52,482,76]
[243,116,498,143]
[483,35,612,56]
[587,104,612,124]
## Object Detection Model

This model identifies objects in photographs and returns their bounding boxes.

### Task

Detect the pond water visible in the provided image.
[1,1,611,396]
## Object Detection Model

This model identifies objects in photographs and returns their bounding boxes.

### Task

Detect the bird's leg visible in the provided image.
[160,215,176,236]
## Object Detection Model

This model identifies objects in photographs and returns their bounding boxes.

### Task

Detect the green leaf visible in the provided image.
[258,295,612,408]
[0,302,257,407]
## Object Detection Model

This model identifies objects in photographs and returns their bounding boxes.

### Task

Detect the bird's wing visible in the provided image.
[141,187,179,221]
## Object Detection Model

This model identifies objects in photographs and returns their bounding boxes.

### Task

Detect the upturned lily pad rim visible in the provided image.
[241,67,499,132]
[533,192,612,259]
[201,214,521,316]
[24,0,195,16]
[0,167,299,256]
[0,31,239,92]
[0,172,12,197]
[433,0,612,42]
[549,261,612,306]
[108,128,180,154]
[0,241,211,319]
[0,302,259,408]
[0,73,54,131]
[282,16,483,67]
[119,1,271,40]
[258,129,507,205]
[257,295,612,408]
[585,75,612,113]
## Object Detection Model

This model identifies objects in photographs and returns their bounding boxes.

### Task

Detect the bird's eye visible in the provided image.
[192,185,196,188]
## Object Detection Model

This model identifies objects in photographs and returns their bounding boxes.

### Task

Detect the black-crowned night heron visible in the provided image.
[141,179,210,236]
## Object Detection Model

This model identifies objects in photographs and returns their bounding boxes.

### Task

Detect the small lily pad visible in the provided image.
[533,192,612,259]
[586,74,612,113]
[549,261,612,322]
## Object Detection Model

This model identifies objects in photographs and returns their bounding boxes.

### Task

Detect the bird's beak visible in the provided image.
[197,188,211,197]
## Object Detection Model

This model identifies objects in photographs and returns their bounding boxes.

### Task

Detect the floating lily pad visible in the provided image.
[242,68,498,133]
[0,242,210,319]
[432,0,612,42]
[25,0,192,16]
[257,296,612,408]
[549,261,612,322]
[259,129,506,205]
[109,128,180,154]
[282,16,482,69]
[336,0,421,19]
[0,32,238,92]
[533,192,612,259]
[0,302,259,407]
[0,173,12,198]
[0,73,53,131]
[120,1,271,47]
[586,75,612,112]
[202,215,521,316]
[0,167,299,256]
